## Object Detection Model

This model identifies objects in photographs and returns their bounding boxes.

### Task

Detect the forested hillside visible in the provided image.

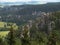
[0,11,60,45]
[0,2,60,25]
[0,2,60,45]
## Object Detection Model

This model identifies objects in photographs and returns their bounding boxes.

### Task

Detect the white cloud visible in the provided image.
[46,0,59,2]
[0,0,31,2]
[0,0,60,2]
[32,0,59,2]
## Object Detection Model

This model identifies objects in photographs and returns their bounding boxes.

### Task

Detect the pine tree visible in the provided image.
[6,25,15,45]
[21,25,30,45]
[47,31,57,45]
[36,32,44,45]
[30,24,37,39]
[0,37,4,45]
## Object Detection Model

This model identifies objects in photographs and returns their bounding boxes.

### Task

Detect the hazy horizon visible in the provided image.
[0,0,60,4]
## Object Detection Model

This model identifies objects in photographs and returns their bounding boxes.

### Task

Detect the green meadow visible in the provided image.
[0,22,18,37]
[0,31,9,37]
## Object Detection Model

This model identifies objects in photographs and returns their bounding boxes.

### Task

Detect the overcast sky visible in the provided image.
[0,0,60,3]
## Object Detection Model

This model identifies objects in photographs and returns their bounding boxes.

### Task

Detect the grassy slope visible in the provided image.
[0,31,9,37]
[0,22,18,37]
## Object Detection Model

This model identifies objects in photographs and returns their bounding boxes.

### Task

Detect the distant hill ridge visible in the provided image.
[0,2,60,15]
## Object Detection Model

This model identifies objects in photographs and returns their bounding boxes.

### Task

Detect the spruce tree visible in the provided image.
[47,31,57,45]
[21,25,30,45]
[36,31,45,45]
[6,25,15,45]
[0,37,4,45]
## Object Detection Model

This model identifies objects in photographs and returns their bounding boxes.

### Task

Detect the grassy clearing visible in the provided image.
[0,22,18,37]
[0,31,9,37]
[0,22,18,30]
[0,22,6,27]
